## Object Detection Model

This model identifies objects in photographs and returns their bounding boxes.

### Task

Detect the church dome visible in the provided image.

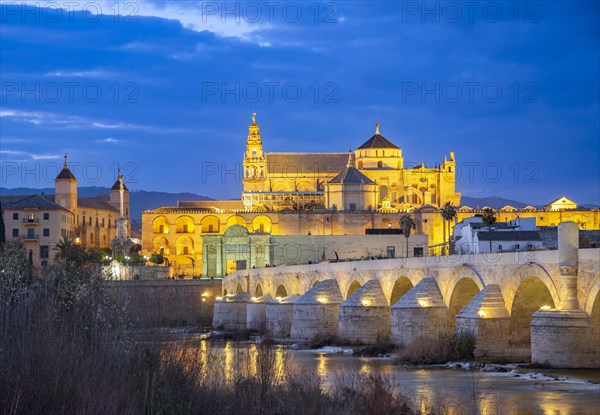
[357,123,399,150]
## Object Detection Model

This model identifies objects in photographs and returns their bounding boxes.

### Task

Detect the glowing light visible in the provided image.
[418,299,429,307]
[201,292,209,298]
[202,298,206,302]
[539,305,552,311]
[251,297,257,302]
[275,296,282,302]
[478,310,487,318]
[216,296,223,301]
[361,299,372,307]
[316,297,327,304]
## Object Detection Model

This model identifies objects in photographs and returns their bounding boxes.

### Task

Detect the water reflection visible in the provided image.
[179,339,599,415]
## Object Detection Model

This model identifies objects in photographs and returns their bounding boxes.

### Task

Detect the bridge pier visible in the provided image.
[456,285,511,360]
[338,280,391,344]
[291,280,343,342]
[265,294,300,339]
[391,278,449,346]
[247,294,273,332]
[213,292,251,331]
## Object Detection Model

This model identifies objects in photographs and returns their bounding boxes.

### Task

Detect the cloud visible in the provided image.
[44,70,114,78]
[13,0,268,43]
[0,150,62,160]
[95,137,119,143]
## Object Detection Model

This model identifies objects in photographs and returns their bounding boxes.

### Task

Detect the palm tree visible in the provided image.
[400,214,416,257]
[481,207,497,252]
[54,235,86,264]
[440,202,457,255]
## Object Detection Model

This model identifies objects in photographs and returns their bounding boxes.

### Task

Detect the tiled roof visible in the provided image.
[56,167,76,180]
[328,166,375,185]
[266,153,348,175]
[357,134,399,150]
[1,194,68,211]
[110,179,129,191]
[477,231,542,242]
[78,197,118,212]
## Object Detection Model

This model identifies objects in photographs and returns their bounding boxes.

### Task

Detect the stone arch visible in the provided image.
[296,181,312,192]
[153,215,169,234]
[201,215,220,233]
[584,272,600,316]
[390,276,413,306]
[510,276,556,360]
[175,235,194,256]
[175,215,195,233]
[252,215,272,233]
[236,283,244,294]
[275,285,288,298]
[448,278,481,322]
[152,236,169,255]
[444,264,485,304]
[226,215,247,229]
[508,263,561,313]
[313,280,320,287]
[589,287,600,365]
[255,283,264,297]
[346,280,362,299]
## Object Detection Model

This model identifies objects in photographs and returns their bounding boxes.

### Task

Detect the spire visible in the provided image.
[64,153,68,168]
[247,112,261,144]
[375,122,380,135]
[347,150,355,168]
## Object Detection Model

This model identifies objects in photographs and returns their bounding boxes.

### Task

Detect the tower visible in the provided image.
[110,167,130,234]
[242,113,267,193]
[55,154,78,217]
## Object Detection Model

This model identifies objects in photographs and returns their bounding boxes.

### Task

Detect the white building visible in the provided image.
[454,216,540,254]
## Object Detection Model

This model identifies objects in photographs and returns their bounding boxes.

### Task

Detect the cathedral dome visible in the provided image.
[357,123,399,150]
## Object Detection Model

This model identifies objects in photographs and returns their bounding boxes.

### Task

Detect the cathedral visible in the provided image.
[141,114,463,277]
[242,113,460,212]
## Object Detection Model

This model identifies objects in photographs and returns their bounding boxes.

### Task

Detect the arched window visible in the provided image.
[377,161,383,168]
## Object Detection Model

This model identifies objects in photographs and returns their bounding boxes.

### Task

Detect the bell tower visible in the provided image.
[242,113,267,192]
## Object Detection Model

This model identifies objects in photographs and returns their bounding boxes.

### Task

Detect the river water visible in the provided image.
[176,337,600,415]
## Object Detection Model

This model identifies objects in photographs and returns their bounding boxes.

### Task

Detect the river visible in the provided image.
[171,336,600,415]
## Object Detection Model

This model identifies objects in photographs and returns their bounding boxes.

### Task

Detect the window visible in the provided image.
[377,161,383,168]
[387,246,395,259]
[43,228,49,237]
[12,229,19,237]
[514,244,520,250]
[44,213,49,220]
[183,224,189,233]
[40,246,49,259]
[28,213,34,220]
[89,217,92,226]
[27,229,34,238]
[349,203,356,212]
[183,246,189,255]
[102,218,105,227]
[159,224,164,233]
[413,247,424,257]
[208,224,214,233]
[13,213,18,220]
[82,216,86,226]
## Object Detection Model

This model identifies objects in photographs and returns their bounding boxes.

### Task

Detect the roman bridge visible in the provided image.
[218,222,600,368]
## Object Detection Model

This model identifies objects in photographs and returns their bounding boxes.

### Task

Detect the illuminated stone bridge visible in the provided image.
[217,222,600,368]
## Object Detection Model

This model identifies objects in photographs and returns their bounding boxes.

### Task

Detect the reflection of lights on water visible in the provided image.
[224,342,234,381]
[317,353,327,377]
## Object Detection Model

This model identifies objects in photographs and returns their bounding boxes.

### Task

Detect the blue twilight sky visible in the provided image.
[0,1,598,205]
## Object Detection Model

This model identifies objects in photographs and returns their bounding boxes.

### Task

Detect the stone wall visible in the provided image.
[105,279,221,327]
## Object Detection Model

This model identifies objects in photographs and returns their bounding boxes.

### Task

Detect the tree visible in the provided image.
[149,253,164,265]
[400,214,416,258]
[54,235,87,264]
[481,207,497,252]
[440,202,457,255]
